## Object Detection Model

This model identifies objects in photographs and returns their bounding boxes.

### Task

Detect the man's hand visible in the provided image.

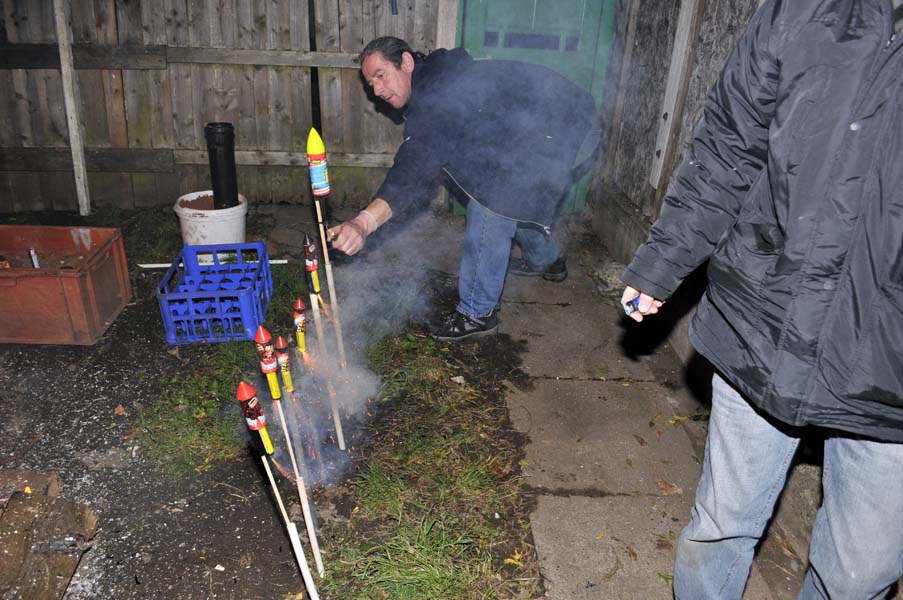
[328,215,370,255]
[327,198,393,256]
[621,286,664,322]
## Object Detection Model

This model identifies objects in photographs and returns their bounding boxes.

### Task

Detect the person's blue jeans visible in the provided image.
[675,373,903,599]
[458,199,557,318]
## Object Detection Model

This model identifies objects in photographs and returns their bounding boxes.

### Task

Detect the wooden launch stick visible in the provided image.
[315,204,348,369]
[273,392,325,577]
[261,455,320,600]
[307,288,346,450]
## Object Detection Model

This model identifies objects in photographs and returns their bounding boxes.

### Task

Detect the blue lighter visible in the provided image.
[622,296,641,316]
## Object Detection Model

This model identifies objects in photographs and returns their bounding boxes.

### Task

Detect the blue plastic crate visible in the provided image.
[157,242,273,345]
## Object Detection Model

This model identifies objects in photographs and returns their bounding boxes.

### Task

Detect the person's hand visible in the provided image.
[328,211,375,256]
[620,286,664,322]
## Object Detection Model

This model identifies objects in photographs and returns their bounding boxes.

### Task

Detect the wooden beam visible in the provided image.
[648,0,705,194]
[173,149,394,168]
[53,0,91,216]
[0,148,391,172]
[166,47,359,69]
[0,43,167,69]
[436,0,460,49]
[0,44,361,70]
[0,148,174,172]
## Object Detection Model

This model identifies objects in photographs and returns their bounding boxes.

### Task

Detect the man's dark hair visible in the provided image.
[358,36,425,66]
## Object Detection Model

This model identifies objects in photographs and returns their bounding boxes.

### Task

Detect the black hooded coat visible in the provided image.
[374,48,598,229]
[623,0,903,441]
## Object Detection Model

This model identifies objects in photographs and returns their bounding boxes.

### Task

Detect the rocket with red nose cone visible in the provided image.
[235,381,275,455]
[254,325,282,400]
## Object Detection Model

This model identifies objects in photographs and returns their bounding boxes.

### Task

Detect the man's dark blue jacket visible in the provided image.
[375,48,599,229]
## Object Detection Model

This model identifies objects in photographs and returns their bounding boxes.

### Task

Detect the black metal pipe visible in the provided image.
[204,122,239,209]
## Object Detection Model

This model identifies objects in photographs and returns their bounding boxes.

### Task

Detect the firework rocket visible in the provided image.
[235,381,275,455]
[254,326,282,400]
[270,337,326,577]
[274,335,295,393]
[306,127,347,368]
[293,298,307,353]
[303,234,321,295]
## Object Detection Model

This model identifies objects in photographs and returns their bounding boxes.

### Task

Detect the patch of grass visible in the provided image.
[138,341,256,476]
[341,513,490,600]
[323,331,541,599]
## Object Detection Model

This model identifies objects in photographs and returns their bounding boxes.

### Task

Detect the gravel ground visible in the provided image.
[1,281,323,600]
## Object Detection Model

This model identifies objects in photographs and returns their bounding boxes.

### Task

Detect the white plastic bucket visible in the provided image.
[174,190,248,246]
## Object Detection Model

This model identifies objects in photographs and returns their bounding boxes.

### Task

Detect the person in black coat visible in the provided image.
[621,0,903,597]
[330,37,600,340]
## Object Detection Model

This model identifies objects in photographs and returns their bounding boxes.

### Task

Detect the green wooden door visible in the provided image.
[456,0,615,213]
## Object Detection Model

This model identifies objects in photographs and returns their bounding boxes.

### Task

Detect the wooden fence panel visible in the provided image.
[0,70,17,146]
[314,0,438,159]
[0,0,435,212]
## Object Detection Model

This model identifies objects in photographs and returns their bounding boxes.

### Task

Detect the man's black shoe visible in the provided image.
[508,256,568,282]
[431,310,498,341]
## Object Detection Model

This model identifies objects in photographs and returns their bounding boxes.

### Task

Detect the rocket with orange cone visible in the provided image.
[236,380,321,595]
[235,381,275,455]
[274,335,295,393]
[254,326,282,400]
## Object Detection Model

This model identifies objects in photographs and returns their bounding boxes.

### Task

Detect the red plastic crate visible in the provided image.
[0,226,131,345]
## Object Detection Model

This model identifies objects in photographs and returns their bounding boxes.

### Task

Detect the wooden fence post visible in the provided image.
[647,0,704,204]
[53,0,91,215]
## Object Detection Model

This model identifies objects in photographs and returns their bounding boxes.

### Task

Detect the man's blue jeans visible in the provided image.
[675,373,903,599]
[458,199,557,318]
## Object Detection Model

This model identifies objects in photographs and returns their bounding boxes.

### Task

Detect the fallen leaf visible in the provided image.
[114,405,127,417]
[656,479,683,496]
[655,429,664,439]
[633,434,648,447]
[657,571,674,586]
[624,544,638,561]
[649,412,662,428]
[655,538,673,551]
[167,347,180,359]
[504,550,524,568]
[667,415,689,426]
[595,531,606,540]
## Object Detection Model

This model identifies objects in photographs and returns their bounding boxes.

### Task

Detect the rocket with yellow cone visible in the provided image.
[306,127,331,198]
[306,128,347,368]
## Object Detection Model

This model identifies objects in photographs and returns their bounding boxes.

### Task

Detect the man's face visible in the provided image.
[362,51,414,109]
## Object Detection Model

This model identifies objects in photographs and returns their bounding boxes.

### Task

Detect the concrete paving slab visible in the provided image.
[531,493,776,600]
[531,494,688,599]
[507,379,700,496]
[503,301,655,382]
